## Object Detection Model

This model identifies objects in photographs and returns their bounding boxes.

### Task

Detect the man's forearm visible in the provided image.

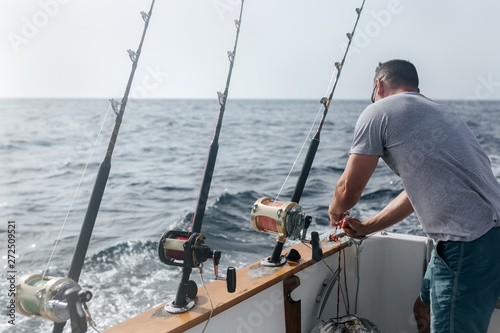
[364,190,414,233]
[329,176,362,222]
[332,180,361,213]
[329,154,380,225]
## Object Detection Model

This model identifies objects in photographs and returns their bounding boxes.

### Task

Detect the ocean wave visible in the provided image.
[4,98,499,333]
[360,189,401,201]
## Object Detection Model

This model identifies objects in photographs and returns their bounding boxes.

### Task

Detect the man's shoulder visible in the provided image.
[381,92,429,105]
[368,92,438,116]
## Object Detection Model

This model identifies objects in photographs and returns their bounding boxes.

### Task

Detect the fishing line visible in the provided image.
[273,44,341,202]
[12,2,157,333]
[274,105,324,202]
[42,104,113,279]
[342,246,350,313]
[160,0,244,312]
[300,239,349,312]
[354,241,362,314]
[324,67,339,99]
[188,0,245,235]
[83,295,102,333]
[199,265,214,333]
[125,0,155,104]
[348,233,380,313]
[274,0,366,204]
[53,2,157,331]
[330,235,349,320]
[274,64,338,201]
[188,58,231,235]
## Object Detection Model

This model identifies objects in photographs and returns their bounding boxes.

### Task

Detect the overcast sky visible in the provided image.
[1,0,499,100]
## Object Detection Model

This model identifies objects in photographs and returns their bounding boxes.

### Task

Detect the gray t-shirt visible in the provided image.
[350,92,500,242]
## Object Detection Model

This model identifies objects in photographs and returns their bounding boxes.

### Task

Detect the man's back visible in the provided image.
[351,92,500,241]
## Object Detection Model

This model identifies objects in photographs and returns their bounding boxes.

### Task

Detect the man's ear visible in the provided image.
[377,79,385,99]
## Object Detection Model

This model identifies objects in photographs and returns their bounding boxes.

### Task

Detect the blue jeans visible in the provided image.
[420,227,500,333]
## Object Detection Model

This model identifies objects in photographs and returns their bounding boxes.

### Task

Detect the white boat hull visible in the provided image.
[105,232,500,333]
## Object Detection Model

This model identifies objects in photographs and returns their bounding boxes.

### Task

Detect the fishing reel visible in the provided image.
[15,274,92,332]
[251,197,310,242]
[158,230,236,313]
[159,231,213,268]
[251,197,322,266]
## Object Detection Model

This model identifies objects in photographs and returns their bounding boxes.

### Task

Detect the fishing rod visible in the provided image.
[190,7,244,236]
[250,0,367,266]
[67,0,156,286]
[158,0,244,314]
[15,2,156,333]
[291,2,365,204]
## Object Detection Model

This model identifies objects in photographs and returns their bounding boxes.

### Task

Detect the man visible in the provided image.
[328,59,500,332]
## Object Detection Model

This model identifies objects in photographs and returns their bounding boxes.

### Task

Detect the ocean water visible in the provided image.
[1,98,499,332]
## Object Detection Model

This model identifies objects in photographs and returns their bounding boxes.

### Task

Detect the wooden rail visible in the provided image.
[104,239,345,333]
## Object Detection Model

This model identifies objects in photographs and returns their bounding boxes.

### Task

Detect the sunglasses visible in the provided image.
[370,74,385,103]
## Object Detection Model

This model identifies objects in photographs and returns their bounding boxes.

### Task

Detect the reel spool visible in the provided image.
[158,230,212,268]
[251,197,312,266]
[251,197,310,241]
[15,274,91,330]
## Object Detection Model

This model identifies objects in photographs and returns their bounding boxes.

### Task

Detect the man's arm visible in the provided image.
[364,190,414,231]
[329,153,379,225]
[341,190,414,237]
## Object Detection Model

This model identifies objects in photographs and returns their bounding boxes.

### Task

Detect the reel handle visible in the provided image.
[65,287,87,333]
[213,250,221,267]
[227,267,236,293]
[311,231,323,262]
[301,215,312,240]
[213,251,237,293]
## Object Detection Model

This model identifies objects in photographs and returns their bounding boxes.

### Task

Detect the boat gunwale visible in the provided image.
[104,237,348,333]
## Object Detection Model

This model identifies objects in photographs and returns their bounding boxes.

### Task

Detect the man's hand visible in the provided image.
[329,207,349,227]
[339,216,369,238]
[335,191,415,238]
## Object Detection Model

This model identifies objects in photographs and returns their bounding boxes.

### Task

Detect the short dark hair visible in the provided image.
[375,59,419,89]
